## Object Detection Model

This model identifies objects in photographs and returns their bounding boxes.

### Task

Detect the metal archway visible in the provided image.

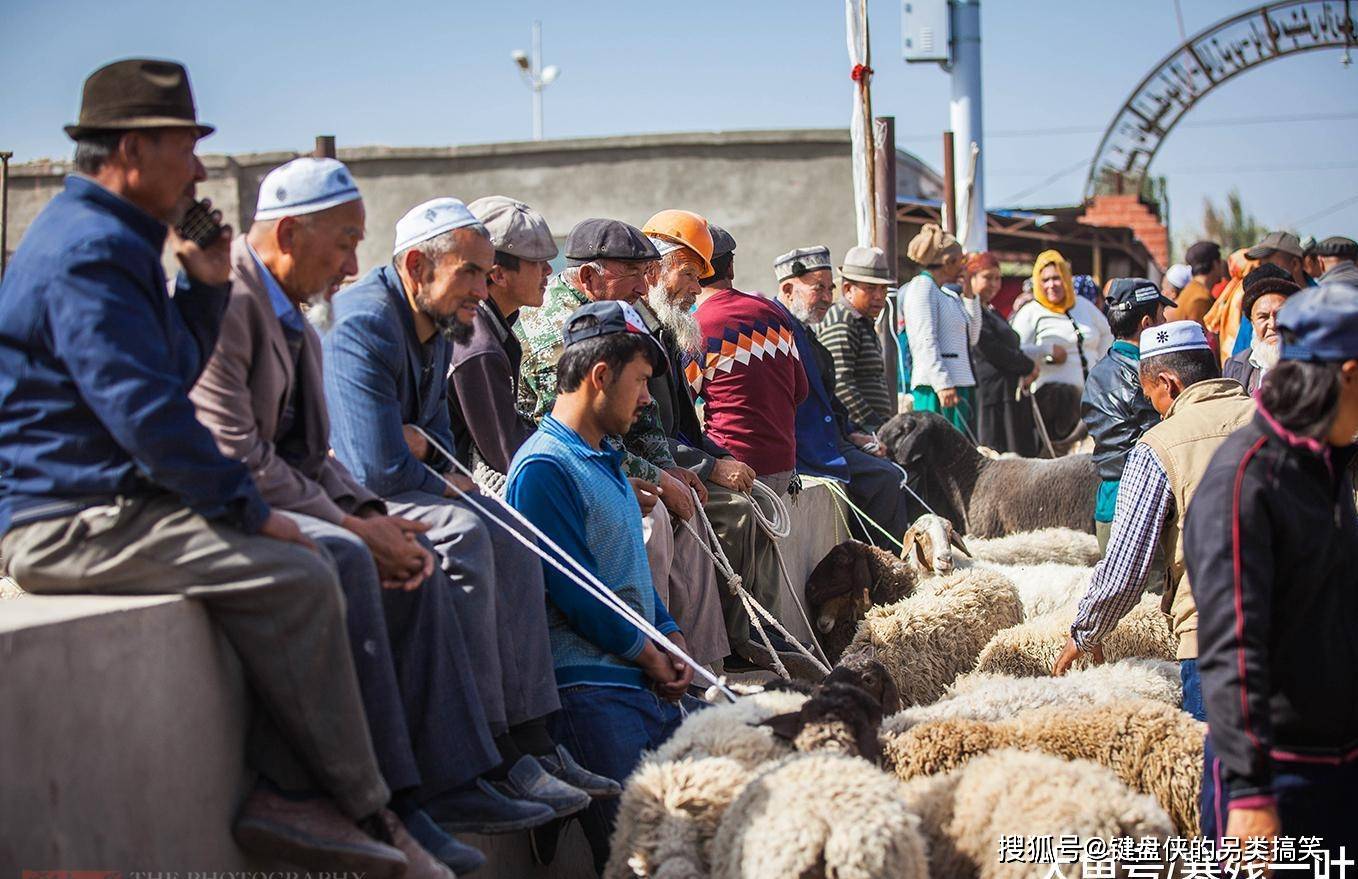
[1086,0,1355,198]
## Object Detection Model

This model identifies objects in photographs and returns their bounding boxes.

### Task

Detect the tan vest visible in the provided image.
[1139,379,1256,660]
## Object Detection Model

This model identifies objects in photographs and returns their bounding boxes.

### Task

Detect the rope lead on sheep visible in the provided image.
[408,425,738,702]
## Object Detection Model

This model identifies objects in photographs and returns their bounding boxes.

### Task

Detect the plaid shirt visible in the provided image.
[1070,442,1172,650]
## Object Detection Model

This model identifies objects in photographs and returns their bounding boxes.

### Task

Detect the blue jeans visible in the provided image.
[1180,658,1205,722]
[549,685,702,871]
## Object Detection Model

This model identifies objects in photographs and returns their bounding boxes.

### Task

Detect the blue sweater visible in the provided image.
[506,415,679,689]
[0,175,267,535]
[322,266,454,498]
[775,301,850,482]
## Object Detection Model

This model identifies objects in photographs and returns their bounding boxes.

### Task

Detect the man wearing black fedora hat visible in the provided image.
[0,59,445,874]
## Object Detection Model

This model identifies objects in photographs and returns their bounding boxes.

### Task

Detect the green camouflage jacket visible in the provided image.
[515,274,674,483]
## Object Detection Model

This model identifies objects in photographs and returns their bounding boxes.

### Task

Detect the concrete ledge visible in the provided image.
[0,484,850,874]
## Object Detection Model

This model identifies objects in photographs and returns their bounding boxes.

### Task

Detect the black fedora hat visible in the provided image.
[65,58,213,140]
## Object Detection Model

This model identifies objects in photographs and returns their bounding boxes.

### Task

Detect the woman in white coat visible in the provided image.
[902,224,981,434]
[1010,249,1111,441]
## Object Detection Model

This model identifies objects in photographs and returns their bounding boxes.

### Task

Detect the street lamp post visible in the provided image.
[512,20,560,141]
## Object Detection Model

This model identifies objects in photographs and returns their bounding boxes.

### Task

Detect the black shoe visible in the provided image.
[723,652,762,672]
[529,817,564,867]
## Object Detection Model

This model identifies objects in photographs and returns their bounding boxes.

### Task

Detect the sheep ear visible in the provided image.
[761,712,803,742]
[899,527,918,564]
[950,531,972,558]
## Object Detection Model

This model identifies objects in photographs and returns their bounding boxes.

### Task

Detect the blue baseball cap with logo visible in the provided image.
[1277,282,1358,362]
[562,300,667,370]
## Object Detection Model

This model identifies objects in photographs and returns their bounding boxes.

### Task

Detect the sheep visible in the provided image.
[902,515,1101,574]
[881,410,1098,537]
[883,659,1181,734]
[648,688,808,768]
[839,567,1024,707]
[881,699,1206,835]
[711,753,929,879]
[974,592,1175,677]
[760,658,900,763]
[805,539,920,663]
[899,749,1173,879]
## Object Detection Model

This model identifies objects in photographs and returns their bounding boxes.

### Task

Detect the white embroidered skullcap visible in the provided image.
[393,197,486,257]
[254,158,361,221]
[1140,319,1211,359]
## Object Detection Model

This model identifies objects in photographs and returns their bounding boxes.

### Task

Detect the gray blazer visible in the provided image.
[190,237,379,524]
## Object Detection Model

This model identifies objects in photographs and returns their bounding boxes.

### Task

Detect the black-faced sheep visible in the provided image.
[881,699,1206,835]
[881,410,1098,537]
[805,539,919,663]
[760,658,900,763]
[900,749,1173,879]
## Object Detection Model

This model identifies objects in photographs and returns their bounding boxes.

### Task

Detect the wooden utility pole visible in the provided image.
[942,131,957,235]
[314,136,336,159]
[859,0,877,244]
[874,117,900,413]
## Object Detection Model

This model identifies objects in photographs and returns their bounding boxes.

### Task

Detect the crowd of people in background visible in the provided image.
[1,58,1356,876]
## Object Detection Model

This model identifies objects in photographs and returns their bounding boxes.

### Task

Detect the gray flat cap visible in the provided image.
[708,223,737,258]
[468,196,558,261]
[564,218,659,266]
[839,245,896,286]
[774,245,832,281]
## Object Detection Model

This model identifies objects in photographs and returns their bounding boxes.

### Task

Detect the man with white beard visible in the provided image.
[626,217,817,675]
[1225,265,1301,393]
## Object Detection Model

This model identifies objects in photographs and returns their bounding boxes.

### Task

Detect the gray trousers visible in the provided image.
[705,471,791,656]
[642,501,730,667]
[0,495,389,820]
[386,490,559,735]
[285,514,499,799]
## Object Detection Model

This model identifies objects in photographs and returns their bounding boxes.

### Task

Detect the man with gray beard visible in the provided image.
[1224,265,1300,394]
[628,217,814,675]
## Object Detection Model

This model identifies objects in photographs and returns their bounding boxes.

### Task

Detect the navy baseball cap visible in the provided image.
[562,300,667,369]
[1105,277,1174,312]
[564,218,659,266]
[1277,282,1358,362]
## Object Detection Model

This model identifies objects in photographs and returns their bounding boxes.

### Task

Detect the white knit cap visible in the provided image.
[393,197,486,256]
[254,158,361,221]
[1140,319,1211,359]
[1164,263,1193,289]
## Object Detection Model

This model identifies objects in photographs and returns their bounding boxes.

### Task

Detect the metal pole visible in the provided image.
[0,151,11,281]
[949,0,987,250]
[532,20,544,141]
[942,131,957,235]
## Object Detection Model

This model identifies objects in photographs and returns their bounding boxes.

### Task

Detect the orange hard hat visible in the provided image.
[642,209,715,279]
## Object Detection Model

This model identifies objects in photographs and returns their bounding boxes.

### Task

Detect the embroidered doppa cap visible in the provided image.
[1140,320,1211,359]
[393,197,486,257]
[254,158,361,221]
[1277,282,1358,362]
[468,196,558,261]
[774,246,831,282]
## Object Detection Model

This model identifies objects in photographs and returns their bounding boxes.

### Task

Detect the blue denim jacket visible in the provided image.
[322,265,454,498]
[0,176,267,535]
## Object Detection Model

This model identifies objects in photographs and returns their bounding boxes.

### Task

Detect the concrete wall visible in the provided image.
[4,129,942,293]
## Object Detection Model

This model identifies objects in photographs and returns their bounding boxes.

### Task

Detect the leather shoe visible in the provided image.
[425,777,556,834]
[404,808,486,875]
[232,785,406,878]
[374,809,456,879]
[537,746,620,798]
[493,755,590,818]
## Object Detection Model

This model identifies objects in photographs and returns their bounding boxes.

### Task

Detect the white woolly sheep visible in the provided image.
[900,749,1173,879]
[839,567,1024,706]
[711,753,929,879]
[882,699,1206,835]
[974,592,1175,677]
[901,514,1100,575]
[646,688,807,769]
[883,658,1181,734]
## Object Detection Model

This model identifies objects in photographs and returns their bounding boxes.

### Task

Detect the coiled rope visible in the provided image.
[409,426,737,702]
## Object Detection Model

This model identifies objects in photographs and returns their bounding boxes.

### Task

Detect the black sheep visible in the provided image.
[881,410,1098,538]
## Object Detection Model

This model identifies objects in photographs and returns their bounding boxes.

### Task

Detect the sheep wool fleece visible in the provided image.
[1138,378,1254,659]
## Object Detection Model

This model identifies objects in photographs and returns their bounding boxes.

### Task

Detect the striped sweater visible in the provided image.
[816,301,893,431]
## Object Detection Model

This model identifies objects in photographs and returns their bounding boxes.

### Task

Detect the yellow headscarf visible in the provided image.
[1031,249,1074,313]
[1203,248,1258,366]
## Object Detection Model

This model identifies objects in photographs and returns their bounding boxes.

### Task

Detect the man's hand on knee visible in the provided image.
[709,457,755,492]
[402,424,430,462]
[658,470,696,522]
[629,478,660,516]
[343,515,433,590]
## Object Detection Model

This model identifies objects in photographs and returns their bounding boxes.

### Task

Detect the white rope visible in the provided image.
[677,490,830,680]
[409,426,737,701]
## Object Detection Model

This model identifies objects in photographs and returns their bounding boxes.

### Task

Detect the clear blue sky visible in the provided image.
[4,0,1355,253]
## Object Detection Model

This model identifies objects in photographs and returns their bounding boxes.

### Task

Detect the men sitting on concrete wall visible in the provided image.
[447,196,556,475]
[775,245,918,550]
[322,198,618,836]
[188,157,513,873]
[0,59,437,873]
[515,219,733,668]
[506,300,700,874]
[816,247,897,432]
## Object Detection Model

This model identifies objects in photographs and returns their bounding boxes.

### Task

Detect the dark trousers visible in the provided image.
[841,443,923,551]
[1180,658,1206,722]
[289,514,500,800]
[549,685,700,872]
[1203,733,1358,851]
